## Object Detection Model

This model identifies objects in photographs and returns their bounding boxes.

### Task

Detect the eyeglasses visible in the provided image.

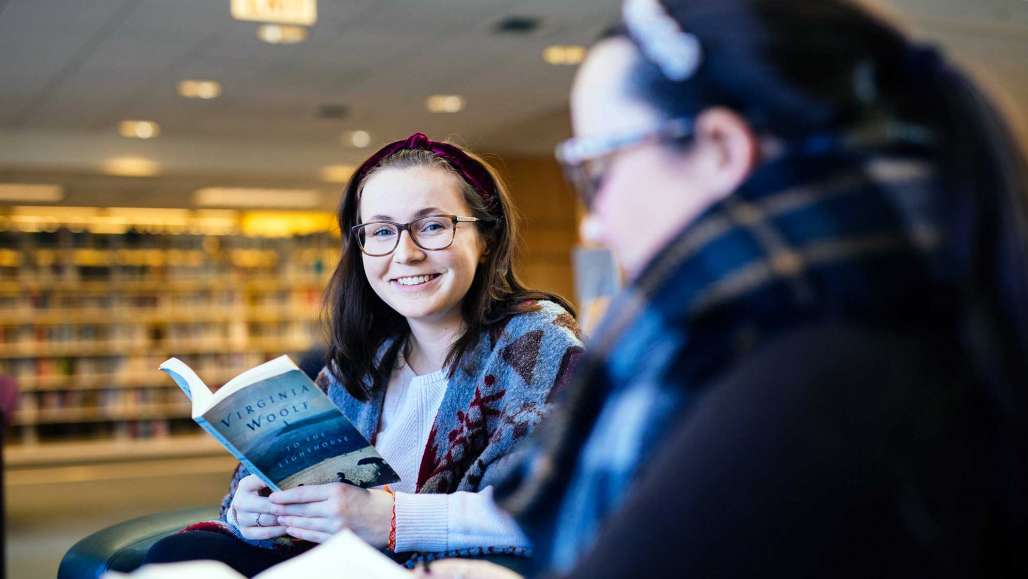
[554,117,693,210]
[350,214,484,257]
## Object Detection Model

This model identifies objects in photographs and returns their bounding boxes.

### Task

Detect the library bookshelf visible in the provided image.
[0,207,340,465]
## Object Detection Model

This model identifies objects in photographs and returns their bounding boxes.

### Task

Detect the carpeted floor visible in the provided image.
[5,456,235,579]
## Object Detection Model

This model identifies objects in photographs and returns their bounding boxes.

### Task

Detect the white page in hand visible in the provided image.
[256,530,410,579]
[159,355,297,419]
[102,560,244,579]
[102,531,409,579]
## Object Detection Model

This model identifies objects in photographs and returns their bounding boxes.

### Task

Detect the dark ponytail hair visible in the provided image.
[324,135,574,401]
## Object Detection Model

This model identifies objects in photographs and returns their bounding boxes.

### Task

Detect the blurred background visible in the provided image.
[0,1,1024,578]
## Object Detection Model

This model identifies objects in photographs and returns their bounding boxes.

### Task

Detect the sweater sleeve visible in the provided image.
[393,486,529,553]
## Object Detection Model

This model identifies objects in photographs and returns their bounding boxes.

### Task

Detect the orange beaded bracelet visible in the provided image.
[383,484,397,552]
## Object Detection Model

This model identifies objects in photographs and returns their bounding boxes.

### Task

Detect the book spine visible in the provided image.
[195,415,281,492]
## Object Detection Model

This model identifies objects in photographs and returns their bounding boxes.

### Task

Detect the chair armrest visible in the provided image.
[58,506,220,579]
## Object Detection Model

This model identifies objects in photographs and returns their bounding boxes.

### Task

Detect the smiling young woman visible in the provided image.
[144,133,584,575]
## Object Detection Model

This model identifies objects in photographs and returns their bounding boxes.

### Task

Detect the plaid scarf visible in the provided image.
[498,131,958,574]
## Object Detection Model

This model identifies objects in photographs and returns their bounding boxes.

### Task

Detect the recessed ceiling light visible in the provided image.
[194,188,322,208]
[493,16,542,35]
[320,165,357,183]
[178,80,222,99]
[344,130,371,148]
[543,45,586,65]
[317,104,349,119]
[102,157,160,177]
[426,95,465,113]
[0,184,65,202]
[231,0,317,26]
[118,120,160,139]
[257,24,307,44]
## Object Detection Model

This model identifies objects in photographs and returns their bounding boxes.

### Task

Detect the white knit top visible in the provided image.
[375,359,528,553]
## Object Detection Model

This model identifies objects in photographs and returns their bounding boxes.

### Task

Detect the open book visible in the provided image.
[103,530,409,578]
[160,355,400,492]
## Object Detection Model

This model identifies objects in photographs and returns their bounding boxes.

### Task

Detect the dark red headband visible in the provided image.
[348,132,499,211]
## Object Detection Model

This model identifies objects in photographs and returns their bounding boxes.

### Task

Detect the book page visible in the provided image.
[103,560,244,579]
[214,355,298,404]
[255,530,410,579]
[104,531,409,579]
[159,357,214,418]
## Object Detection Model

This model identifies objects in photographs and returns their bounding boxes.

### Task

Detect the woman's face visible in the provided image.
[358,165,485,327]
[570,38,714,277]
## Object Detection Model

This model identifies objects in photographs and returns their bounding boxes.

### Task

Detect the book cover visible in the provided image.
[160,355,400,492]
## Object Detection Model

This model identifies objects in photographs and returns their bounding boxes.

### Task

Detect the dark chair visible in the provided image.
[57,506,219,579]
[1,375,19,579]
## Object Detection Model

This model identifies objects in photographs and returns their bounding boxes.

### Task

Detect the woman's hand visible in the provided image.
[413,559,524,579]
[230,474,287,540]
[268,483,393,546]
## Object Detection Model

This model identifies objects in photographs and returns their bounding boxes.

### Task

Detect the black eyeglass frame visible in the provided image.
[554,117,693,210]
[350,214,485,257]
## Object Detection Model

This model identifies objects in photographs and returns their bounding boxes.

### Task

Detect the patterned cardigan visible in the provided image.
[196,299,583,562]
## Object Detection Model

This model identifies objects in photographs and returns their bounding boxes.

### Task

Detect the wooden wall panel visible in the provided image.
[488,155,580,308]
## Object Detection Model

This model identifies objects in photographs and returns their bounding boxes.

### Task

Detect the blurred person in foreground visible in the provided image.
[423,0,1028,577]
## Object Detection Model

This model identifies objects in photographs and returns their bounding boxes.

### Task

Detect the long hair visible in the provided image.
[324,136,574,401]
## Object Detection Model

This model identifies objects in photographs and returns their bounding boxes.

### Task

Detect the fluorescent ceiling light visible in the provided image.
[320,165,356,183]
[543,45,586,65]
[426,95,465,113]
[0,184,65,202]
[118,120,160,139]
[102,157,160,177]
[344,130,371,148]
[257,24,307,44]
[194,188,323,208]
[178,80,222,99]
[231,0,316,25]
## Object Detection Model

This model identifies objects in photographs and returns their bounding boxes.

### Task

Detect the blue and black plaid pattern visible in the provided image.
[502,143,956,573]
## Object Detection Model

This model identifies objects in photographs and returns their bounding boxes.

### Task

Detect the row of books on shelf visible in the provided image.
[0,338,316,359]
[16,417,199,443]
[0,255,335,279]
[2,352,266,390]
[0,229,337,253]
[0,307,320,326]
[0,320,317,344]
[0,275,332,293]
[16,387,192,424]
[0,286,322,309]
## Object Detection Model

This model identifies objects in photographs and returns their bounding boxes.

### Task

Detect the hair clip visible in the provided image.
[623,0,702,81]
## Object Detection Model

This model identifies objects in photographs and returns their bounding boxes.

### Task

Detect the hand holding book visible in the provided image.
[228,474,288,542]
[269,482,394,546]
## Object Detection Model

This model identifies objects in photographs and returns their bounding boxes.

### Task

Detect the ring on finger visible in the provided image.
[256,513,267,527]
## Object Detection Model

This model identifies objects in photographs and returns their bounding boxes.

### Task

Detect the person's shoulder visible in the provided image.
[313,363,368,408]
[749,324,960,377]
[715,323,973,422]
[505,299,581,341]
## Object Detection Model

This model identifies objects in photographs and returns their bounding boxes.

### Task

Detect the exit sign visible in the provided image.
[230,0,316,26]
